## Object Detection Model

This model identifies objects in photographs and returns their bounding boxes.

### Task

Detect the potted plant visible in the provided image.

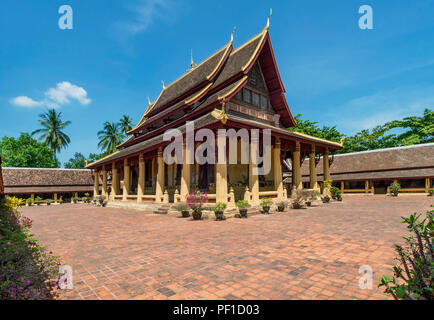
[58,198,64,204]
[187,190,208,220]
[236,200,249,218]
[82,196,88,203]
[428,188,434,196]
[174,202,190,217]
[35,196,42,206]
[389,182,400,197]
[306,190,320,206]
[26,198,33,206]
[97,195,107,207]
[72,197,79,204]
[213,202,227,221]
[260,197,273,214]
[321,195,331,203]
[45,199,52,206]
[275,200,288,212]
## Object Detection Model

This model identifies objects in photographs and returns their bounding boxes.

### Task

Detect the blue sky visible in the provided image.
[1,0,434,165]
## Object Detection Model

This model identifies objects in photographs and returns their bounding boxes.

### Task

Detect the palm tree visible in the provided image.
[97,122,124,155]
[31,109,71,162]
[119,115,133,135]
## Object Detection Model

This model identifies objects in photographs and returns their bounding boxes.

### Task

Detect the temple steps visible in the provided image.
[153,204,171,215]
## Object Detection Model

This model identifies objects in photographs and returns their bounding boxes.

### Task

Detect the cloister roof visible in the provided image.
[284,143,434,182]
[2,168,94,187]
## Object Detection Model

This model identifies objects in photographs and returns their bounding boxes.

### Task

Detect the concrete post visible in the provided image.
[93,170,99,199]
[180,142,191,201]
[156,147,164,202]
[273,138,284,199]
[122,158,130,201]
[292,141,302,190]
[249,135,259,205]
[309,144,318,190]
[137,154,145,202]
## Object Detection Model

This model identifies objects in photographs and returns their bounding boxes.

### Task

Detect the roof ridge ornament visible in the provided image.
[147,96,152,106]
[231,26,236,42]
[161,80,166,89]
[265,8,272,31]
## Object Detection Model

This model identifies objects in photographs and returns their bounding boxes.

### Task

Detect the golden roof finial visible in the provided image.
[147,96,151,106]
[265,8,272,31]
[339,137,346,146]
[190,48,194,69]
[161,80,166,89]
[231,26,236,42]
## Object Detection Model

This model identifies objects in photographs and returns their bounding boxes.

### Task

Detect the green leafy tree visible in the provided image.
[64,152,86,169]
[87,153,105,163]
[289,114,344,143]
[0,133,58,168]
[119,115,133,135]
[386,108,434,145]
[97,122,124,155]
[340,125,398,153]
[31,109,71,162]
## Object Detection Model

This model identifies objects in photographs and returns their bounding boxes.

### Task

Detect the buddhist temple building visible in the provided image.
[86,19,343,205]
[284,143,434,195]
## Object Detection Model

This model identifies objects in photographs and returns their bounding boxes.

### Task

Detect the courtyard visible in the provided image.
[23,195,433,300]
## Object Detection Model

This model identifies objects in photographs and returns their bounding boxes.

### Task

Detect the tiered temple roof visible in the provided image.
[87,22,342,169]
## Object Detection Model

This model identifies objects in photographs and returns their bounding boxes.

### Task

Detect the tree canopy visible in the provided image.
[289,108,433,154]
[64,152,105,168]
[0,133,58,168]
[31,109,71,161]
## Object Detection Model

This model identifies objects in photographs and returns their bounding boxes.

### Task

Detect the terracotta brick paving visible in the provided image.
[22,196,433,300]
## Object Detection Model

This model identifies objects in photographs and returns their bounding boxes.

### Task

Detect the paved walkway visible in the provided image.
[23,196,433,300]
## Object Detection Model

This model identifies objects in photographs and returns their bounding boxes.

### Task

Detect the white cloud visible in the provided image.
[10,96,43,107]
[45,81,91,107]
[11,81,91,109]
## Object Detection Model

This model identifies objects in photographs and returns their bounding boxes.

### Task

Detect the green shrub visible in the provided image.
[260,197,273,207]
[378,210,433,300]
[26,198,33,206]
[34,196,42,205]
[236,200,249,209]
[45,199,52,206]
[428,188,434,196]
[72,197,79,204]
[0,200,61,299]
[330,186,341,199]
[213,202,227,213]
[390,182,400,196]
[323,180,332,189]
[321,195,331,203]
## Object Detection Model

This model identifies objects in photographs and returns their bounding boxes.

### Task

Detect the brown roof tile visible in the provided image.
[2,168,94,187]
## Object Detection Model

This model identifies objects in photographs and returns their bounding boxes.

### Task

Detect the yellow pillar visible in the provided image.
[309,144,318,190]
[93,170,99,198]
[323,148,331,181]
[292,141,302,190]
[426,178,430,193]
[151,158,155,188]
[102,166,108,198]
[180,142,191,201]
[137,154,145,202]
[340,181,344,193]
[249,136,259,205]
[155,147,164,202]
[365,180,369,193]
[54,193,58,203]
[122,159,130,200]
[111,163,120,200]
[216,131,228,203]
[273,138,284,199]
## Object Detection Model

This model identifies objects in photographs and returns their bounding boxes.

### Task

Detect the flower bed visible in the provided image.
[0,196,62,300]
